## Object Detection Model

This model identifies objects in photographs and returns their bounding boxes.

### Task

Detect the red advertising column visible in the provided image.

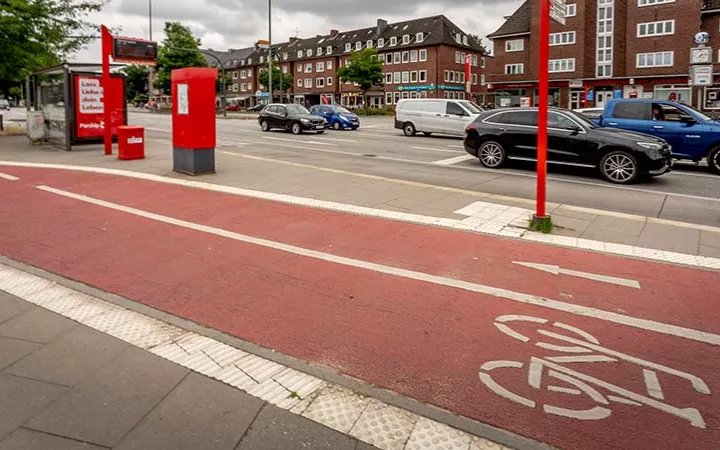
[171,68,218,175]
[465,55,472,99]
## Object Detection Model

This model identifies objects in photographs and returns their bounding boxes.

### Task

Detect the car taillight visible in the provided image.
[465,124,475,134]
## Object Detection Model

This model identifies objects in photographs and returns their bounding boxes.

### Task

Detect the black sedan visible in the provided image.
[258,104,327,135]
[463,107,672,184]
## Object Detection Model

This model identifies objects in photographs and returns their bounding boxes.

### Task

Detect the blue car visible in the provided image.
[310,105,360,130]
[594,99,720,174]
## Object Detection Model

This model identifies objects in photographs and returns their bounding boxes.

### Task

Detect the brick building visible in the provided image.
[486,0,720,110]
[208,15,488,108]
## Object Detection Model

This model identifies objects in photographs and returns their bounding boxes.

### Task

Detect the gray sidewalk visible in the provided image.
[0,290,378,450]
[1,134,719,259]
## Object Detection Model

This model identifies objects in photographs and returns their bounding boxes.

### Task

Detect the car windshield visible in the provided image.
[332,106,352,114]
[564,110,597,129]
[285,104,310,114]
[459,101,483,114]
[679,103,713,122]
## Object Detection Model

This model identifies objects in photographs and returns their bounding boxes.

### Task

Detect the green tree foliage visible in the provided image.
[216,73,232,93]
[468,34,489,55]
[336,48,384,100]
[0,0,105,96]
[258,64,293,93]
[154,22,208,94]
[122,65,150,100]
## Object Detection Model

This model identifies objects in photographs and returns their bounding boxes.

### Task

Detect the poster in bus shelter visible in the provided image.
[73,74,125,139]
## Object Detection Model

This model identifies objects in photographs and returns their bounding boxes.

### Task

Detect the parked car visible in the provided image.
[258,103,327,134]
[0,99,10,111]
[310,104,360,130]
[394,99,484,137]
[593,99,720,174]
[463,107,672,184]
[574,107,603,121]
[225,104,240,112]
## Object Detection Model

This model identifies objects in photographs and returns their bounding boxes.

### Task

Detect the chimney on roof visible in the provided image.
[289,36,298,44]
[330,29,339,37]
[377,19,388,35]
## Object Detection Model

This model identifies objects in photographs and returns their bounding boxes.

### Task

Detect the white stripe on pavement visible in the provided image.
[0,172,19,181]
[432,154,476,165]
[411,146,463,154]
[35,184,720,347]
[262,136,334,146]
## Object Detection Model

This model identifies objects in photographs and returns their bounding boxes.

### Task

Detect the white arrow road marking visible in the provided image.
[512,261,641,289]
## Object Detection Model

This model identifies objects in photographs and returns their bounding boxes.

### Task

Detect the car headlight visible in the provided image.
[301,118,310,123]
[637,142,663,150]
[322,118,328,123]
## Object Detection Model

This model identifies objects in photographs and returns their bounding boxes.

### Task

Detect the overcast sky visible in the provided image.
[73,0,522,62]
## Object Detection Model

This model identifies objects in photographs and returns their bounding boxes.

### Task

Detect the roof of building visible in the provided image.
[487,1,531,38]
[203,14,485,70]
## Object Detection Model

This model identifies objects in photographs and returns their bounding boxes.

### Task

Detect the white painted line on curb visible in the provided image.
[512,261,641,289]
[0,263,510,450]
[0,172,19,181]
[433,154,477,165]
[34,185,720,346]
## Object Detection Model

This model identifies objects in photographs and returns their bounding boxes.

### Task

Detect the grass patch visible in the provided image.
[528,215,554,234]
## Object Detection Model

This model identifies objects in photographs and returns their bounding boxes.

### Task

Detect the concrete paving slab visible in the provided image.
[0,429,106,450]
[235,405,361,450]
[0,292,33,325]
[116,373,262,450]
[549,206,600,222]
[580,226,639,246]
[699,245,720,258]
[588,215,646,235]
[0,374,68,440]
[25,347,188,447]
[4,326,128,387]
[658,196,720,227]
[0,336,40,372]
[700,230,720,249]
[550,215,593,237]
[636,223,701,254]
[0,308,77,344]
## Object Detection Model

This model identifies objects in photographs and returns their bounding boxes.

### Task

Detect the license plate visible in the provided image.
[315,125,324,129]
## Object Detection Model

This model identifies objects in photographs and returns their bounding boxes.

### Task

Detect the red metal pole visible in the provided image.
[465,55,471,99]
[101,25,112,156]
[536,0,550,219]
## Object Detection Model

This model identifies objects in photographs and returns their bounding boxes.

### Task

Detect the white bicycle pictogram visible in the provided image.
[479,315,711,428]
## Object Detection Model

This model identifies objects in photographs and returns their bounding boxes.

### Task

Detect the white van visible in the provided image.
[394,99,483,137]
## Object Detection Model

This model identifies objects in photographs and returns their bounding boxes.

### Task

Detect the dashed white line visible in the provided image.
[0,172,19,181]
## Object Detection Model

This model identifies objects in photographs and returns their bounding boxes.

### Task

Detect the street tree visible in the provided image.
[0,0,105,97]
[258,64,293,99]
[468,34,490,55]
[123,65,150,101]
[336,48,384,104]
[154,22,207,94]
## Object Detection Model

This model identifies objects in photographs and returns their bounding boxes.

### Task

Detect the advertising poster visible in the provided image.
[74,75,125,139]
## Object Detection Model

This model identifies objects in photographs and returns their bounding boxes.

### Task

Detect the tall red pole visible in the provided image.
[535,0,550,219]
[465,55,471,99]
[101,25,112,156]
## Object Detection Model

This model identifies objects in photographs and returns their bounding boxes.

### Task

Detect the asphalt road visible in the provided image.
[130,112,720,227]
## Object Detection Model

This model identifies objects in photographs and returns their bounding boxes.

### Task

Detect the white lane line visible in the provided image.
[35,185,720,347]
[0,172,19,181]
[447,144,464,149]
[314,137,359,144]
[667,171,720,180]
[433,154,476,166]
[411,146,463,154]
[262,136,334,146]
[512,261,641,289]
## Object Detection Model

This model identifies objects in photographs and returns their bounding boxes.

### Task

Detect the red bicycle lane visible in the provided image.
[0,167,719,449]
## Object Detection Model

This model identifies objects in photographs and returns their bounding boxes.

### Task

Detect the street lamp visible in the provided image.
[267,0,272,103]
[167,46,228,117]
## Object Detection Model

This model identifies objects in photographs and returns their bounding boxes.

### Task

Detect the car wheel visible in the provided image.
[260,120,270,132]
[478,141,507,168]
[403,122,416,136]
[708,146,720,175]
[600,151,639,184]
[332,122,341,131]
[291,122,302,135]
[422,132,432,136]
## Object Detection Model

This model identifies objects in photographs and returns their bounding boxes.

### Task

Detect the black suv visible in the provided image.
[463,107,672,184]
[258,103,326,135]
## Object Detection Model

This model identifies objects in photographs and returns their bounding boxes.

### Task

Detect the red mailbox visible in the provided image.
[171,68,217,175]
[117,126,145,160]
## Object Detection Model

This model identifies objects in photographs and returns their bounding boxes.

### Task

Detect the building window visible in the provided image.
[402,51,409,63]
[248,70,251,78]
[638,0,674,5]
[402,34,410,44]
[419,70,427,82]
[481,74,486,85]
[566,3,577,16]
[455,33,461,43]
[241,70,247,78]
[410,71,418,82]
[241,83,247,92]
[505,63,524,75]
[232,71,238,79]
[481,57,486,68]
[390,36,397,46]
[410,50,418,62]
[297,79,303,87]
[345,43,351,52]
[636,51,674,67]
[394,92,401,103]
[297,65,302,73]
[455,51,462,63]
[596,0,614,78]
[394,52,401,64]
[316,78,324,88]
[385,73,393,84]
[416,32,424,43]
[304,79,312,88]
[444,70,450,82]
[402,71,409,83]
[378,38,385,48]
[355,41,362,50]
[460,72,465,83]
[306,49,312,57]
[327,46,332,54]
[297,50,303,58]
[472,74,477,85]
[386,92,393,104]
[260,56,264,63]
[327,60,333,70]
[472,55,478,66]
[385,53,393,64]
[463,35,468,45]
[327,77,333,85]
[393,72,401,83]
[419,49,427,61]
[549,58,576,72]
[505,39,524,52]
[367,40,373,48]
[317,47,323,55]
[282,65,288,74]
[316,62,325,72]
[283,52,288,60]
[304,63,312,73]
[637,20,674,37]
[549,31,576,46]
[247,58,252,64]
